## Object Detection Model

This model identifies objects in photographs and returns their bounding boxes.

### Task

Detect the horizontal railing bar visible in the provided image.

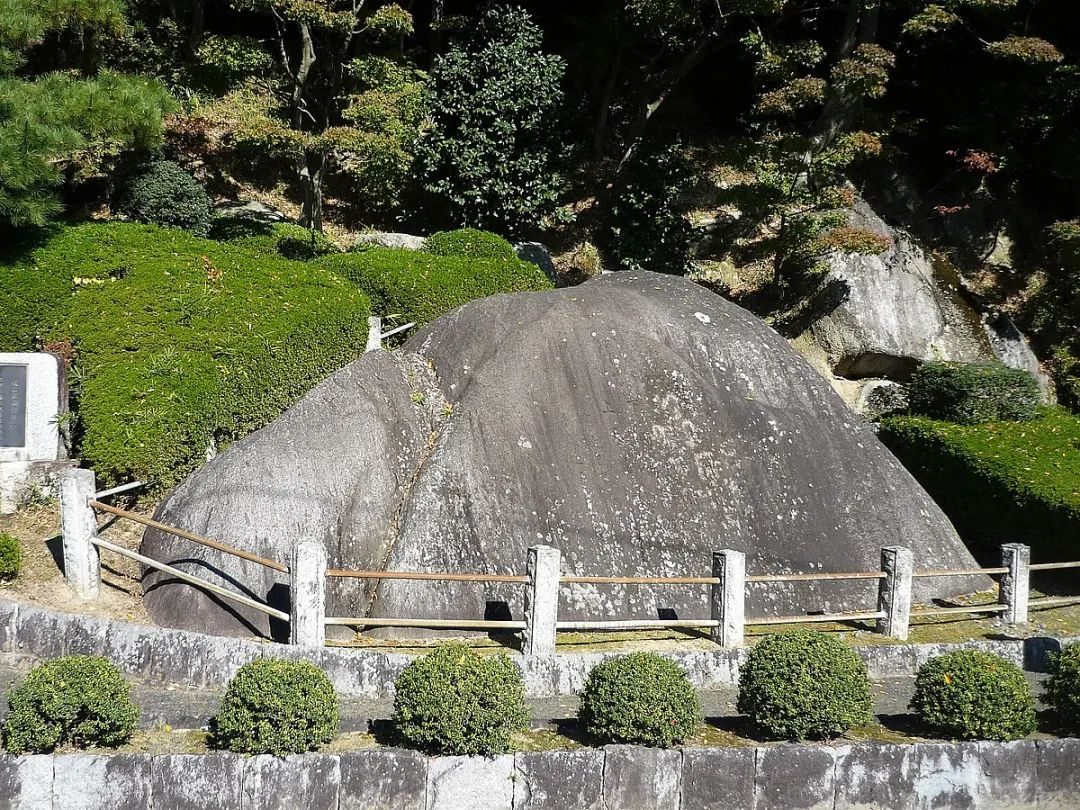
[92,537,289,621]
[1029,596,1080,607]
[746,611,885,625]
[94,481,144,500]
[1030,561,1080,571]
[913,567,1008,578]
[560,575,718,585]
[325,617,526,630]
[747,572,885,583]
[910,604,1007,617]
[556,619,719,630]
[326,569,527,583]
[380,322,416,340]
[89,500,288,574]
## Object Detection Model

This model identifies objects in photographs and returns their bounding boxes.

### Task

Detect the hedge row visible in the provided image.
[318,244,552,328]
[9,638,1068,756]
[907,361,1041,424]
[1,222,371,491]
[879,409,1080,559]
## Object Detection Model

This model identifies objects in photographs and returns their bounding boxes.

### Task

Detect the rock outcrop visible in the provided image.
[142,272,984,640]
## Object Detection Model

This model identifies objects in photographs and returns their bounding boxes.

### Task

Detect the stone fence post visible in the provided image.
[523,545,560,655]
[60,468,100,600]
[711,550,745,648]
[877,546,913,640]
[290,541,327,646]
[365,317,382,352]
[999,543,1031,625]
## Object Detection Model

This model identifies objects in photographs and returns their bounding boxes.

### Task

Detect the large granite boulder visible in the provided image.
[142,271,984,639]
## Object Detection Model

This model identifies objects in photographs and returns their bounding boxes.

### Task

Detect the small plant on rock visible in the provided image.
[0,533,21,581]
[392,643,528,755]
[736,630,874,740]
[211,658,339,755]
[4,656,139,754]
[578,652,701,747]
[1047,644,1080,734]
[911,650,1036,741]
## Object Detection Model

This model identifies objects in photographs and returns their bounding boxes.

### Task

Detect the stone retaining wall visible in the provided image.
[2,598,1075,698]
[2,737,1078,809]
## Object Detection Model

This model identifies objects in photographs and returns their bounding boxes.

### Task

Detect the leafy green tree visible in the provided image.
[0,0,173,227]
[417,5,566,235]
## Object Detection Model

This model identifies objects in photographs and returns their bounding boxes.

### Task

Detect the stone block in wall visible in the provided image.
[754,745,836,810]
[975,740,1038,809]
[602,745,681,810]
[147,628,207,686]
[514,749,603,810]
[906,742,982,809]
[14,604,66,660]
[51,754,152,810]
[0,754,52,810]
[201,636,266,689]
[680,746,755,810]
[0,601,19,654]
[63,614,109,658]
[101,621,158,679]
[151,753,244,810]
[834,743,915,810]
[242,754,340,810]
[1036,738,1080,810]
[426,755,515,810]
[339,748,426,810]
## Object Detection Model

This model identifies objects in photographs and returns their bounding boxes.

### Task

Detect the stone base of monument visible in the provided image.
[0,459,75,514]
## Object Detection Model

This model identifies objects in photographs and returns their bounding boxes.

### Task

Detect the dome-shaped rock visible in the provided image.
[142,271,984,639]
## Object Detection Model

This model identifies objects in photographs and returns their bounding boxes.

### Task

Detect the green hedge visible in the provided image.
[1,222,370,491]
[209,218,338,260]
[578,652,700,747]
[392,643,528,756]
[0,533,21,581]
[319,245,552,327]
[211,659,339,755]
[879,409,1080,559]
[736,630,874,740]
[1046,644,1080,734]
[4,656,139,754]
[910,651,1036,741]
[908,361,1041,424]
[425,229,518,261]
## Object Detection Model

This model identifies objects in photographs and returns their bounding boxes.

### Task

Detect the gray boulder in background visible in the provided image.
[142,271,984,640]
[354,232,429,251]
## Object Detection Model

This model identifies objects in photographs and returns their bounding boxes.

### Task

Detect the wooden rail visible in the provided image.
[556,619,719,630]
[910,604,1007,617]
[560,575,718,585]
[913,566,1008,578]
[91,536,288,621]
[1029,596,1080,608]
[324,617,526,630]
[746,610,885,626]
[747,571,885,583]
[326,568,527,583]
[89,500,288,574]
[1030,561,1080,571]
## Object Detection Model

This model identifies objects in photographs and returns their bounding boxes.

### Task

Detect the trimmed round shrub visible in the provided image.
[0,533,21,581]
[211,658,339,755]
[910,650,1036,741]
[115,160,213,236]
[393,643,528,755]
[578,652,701,747]
[425,229,517,262]
[908,361,1040,424]
[4,656,139,753]
[736,631,874,740]
[1047,644,1080,733]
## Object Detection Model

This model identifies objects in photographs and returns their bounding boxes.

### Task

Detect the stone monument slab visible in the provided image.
[0,353,66,513]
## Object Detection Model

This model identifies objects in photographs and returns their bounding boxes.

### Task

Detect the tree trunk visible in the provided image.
[592,49,623,164]
[812,0,882,150]
[299,153,328,232]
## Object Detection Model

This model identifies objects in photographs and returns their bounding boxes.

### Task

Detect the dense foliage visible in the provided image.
[212,659,339,755]
[0,222,370,490]
[1046,645,1080,734]
[319,245,552,327]
[879,410,1080,558]
[210,219,338,260]
[0,533,21,581]
[4,656,139,754]
[425,229,518,262]
[392,643,528,756]
[736,630,874,740]
[578,652,700,747]
[907,362,1041,424]
[910,651,1036,741]
[115,160,213,235]
[418,6,566,234]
